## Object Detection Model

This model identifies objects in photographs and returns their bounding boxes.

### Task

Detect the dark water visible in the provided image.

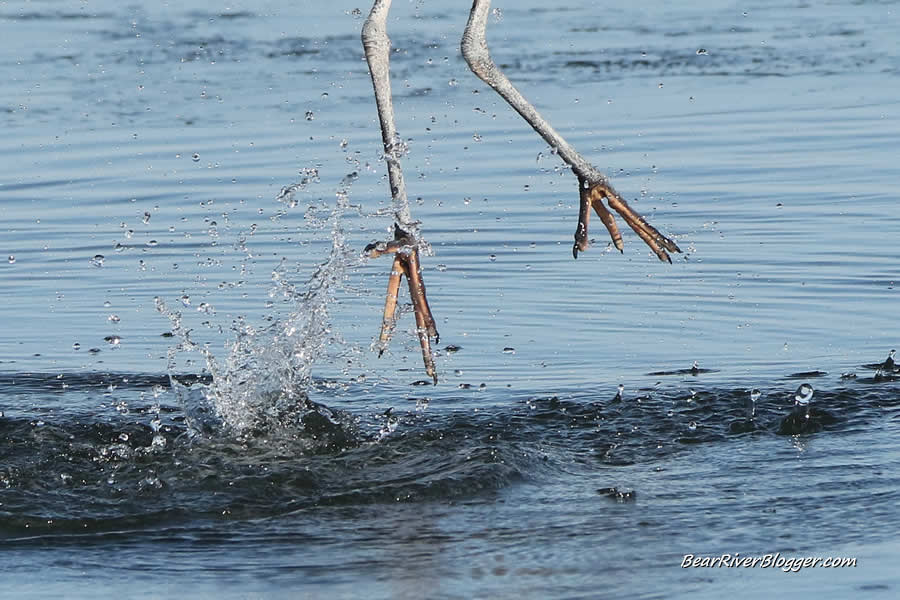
[2,0,900,598]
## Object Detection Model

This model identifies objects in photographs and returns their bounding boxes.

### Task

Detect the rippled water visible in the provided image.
[2,0,899,598]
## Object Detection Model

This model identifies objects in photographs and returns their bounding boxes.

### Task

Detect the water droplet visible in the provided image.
[747,388,761,419]
[147,240,158,247]
[108,314,121,323]
[181,295,192,307]
[7,255,15,264]
[305,110,314,120]
[696,48,708,55]
[192,153,200,162]
[794,383,813,406]
[118,433,129,442]
[435,264,447,272]
[472,133,482,142]
[658,82,664,88]
[448,78,458,87]
[90,254,105,267]
[142,211,151,224]
[104,335,121,346]
[320,92,329,100]
[688,421,697,431]
[103,300,112,308]
[489,254,496,262]
[72,342,81,351]
[502,347,515,354]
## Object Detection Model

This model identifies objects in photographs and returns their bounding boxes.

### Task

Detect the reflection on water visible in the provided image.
[2,0,900,597]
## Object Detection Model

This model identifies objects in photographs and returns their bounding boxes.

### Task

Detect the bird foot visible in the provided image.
[572,177,681,262]
[365,225,439,384]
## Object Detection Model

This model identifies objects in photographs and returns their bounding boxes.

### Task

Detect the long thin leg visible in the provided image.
[462,0,680,261]
[362,0,415,233]
[362,5,439,380]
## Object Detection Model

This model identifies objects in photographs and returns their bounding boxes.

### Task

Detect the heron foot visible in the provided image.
[365,225,439,384]
[572,178,681,262]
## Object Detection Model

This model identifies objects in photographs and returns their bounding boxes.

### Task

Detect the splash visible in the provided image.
[155,173,360,437]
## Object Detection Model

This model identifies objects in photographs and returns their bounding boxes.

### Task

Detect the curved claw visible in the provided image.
[573,177,680,262]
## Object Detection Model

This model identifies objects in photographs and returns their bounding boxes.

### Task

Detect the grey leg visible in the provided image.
[362,0,414,232]
[363,1,439,382]
[461,0,680,261]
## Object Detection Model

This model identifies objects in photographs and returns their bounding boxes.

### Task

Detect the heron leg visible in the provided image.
[365,229,439,384]
[363,2,439,382]
[461,0,680,261]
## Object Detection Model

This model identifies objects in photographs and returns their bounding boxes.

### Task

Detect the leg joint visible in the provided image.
[461,32,496,83]
[362,19,389,56]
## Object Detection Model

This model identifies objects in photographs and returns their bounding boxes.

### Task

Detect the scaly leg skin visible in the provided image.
[377,254,404,353]
[462,0,681,261]
[365,228,439,384]
[576,178,680,262]
[363,1,439,382]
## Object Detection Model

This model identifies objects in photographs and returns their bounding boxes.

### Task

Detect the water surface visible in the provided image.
[2,0,899,598]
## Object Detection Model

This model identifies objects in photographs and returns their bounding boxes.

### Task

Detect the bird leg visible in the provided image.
[462,0,680,261]
[363,0,439,382]
[575,177,681,262]
[365,226,439,384]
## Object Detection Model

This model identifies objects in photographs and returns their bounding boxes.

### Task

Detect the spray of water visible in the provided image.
[155,173,360,437]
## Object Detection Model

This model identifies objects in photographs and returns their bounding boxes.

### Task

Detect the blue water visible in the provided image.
[2,0,899,598]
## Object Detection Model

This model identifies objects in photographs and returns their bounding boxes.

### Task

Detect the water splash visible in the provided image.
[155,173,360,437]
[794,383,813,419]
[748,388,761,420]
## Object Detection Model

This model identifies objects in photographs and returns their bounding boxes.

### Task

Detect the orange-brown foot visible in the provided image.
[573,177,681,262]
[365,225,439,384]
